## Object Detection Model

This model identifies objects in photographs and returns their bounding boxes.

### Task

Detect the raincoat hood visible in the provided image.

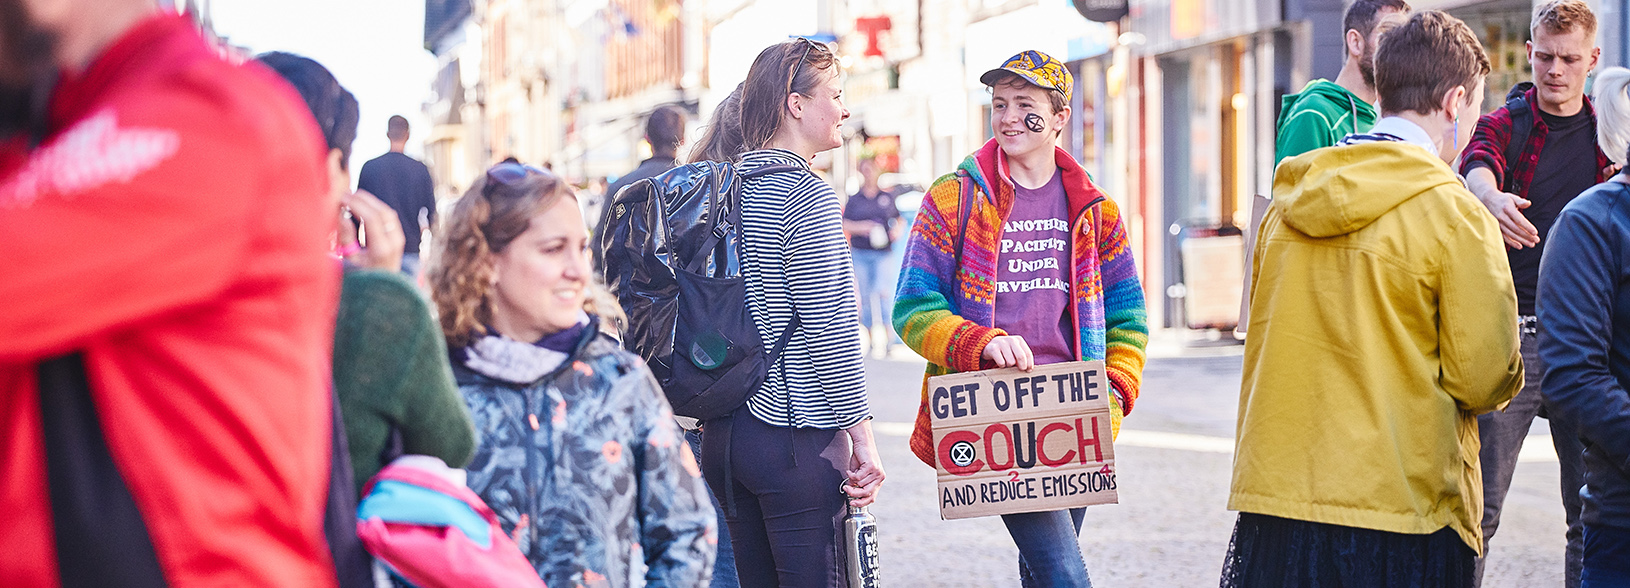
[1272,141,1461,238]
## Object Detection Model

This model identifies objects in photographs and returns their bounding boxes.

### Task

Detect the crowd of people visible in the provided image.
[4,0,1630,587]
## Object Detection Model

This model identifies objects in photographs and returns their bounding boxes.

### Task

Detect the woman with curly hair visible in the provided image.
[428,162,715,587]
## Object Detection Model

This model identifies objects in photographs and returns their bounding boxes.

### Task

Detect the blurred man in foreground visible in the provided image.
[0,1,340,586]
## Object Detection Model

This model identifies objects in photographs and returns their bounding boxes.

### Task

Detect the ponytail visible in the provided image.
[691,84,747,163]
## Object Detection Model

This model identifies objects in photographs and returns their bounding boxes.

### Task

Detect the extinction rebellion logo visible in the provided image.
[949,440,977,468]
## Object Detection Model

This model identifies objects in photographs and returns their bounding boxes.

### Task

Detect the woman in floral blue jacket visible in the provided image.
[428,162,715,588]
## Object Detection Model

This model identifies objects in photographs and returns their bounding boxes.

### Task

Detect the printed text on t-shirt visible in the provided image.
[1005,219,1069,233]
[997,277,1069,294]
[1002,237,1068,254]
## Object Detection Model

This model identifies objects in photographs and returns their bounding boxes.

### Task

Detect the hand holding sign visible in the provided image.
[929,361,1117,519]
[983,335,1035,371]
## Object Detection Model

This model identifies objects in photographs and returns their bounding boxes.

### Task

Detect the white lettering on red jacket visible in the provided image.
[1,110,181,208]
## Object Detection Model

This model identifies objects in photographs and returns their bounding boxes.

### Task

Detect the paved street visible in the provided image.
[861,348,1571,587]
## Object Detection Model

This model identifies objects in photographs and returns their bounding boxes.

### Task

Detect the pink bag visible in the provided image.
[356,458,545,588]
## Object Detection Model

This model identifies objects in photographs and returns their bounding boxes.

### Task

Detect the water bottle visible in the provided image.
[842,485,881,588]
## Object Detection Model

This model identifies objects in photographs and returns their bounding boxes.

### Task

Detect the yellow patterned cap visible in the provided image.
[980,50,1072,103]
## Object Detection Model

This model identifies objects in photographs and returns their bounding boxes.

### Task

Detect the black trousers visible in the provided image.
[700,410,850,588]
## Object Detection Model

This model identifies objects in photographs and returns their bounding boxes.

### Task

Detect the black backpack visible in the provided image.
[595,162,800,421]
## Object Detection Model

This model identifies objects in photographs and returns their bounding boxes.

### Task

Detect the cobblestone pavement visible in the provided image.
[862,351,1569,587]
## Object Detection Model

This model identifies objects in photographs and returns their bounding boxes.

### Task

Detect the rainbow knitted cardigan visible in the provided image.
[893,139,1148,467]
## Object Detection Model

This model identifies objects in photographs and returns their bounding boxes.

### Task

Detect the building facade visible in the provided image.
[424,0,485,201]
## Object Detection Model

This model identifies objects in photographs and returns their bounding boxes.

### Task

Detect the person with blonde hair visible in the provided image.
[428,162,715,587]
[1226,11,1520,587]
[1535,64,1630,587]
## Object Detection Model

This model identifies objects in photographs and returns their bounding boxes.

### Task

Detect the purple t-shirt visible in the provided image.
[993,170,1074,365]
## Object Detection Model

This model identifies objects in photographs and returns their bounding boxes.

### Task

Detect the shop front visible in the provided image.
[1130,0,1287,333]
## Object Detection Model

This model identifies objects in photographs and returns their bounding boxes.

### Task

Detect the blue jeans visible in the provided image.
[851,248,896,337]
[1002,507,1092,587]
[1582,524,1630,587]
[686,429,739,588]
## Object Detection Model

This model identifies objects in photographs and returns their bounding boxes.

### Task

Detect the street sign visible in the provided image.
[929,360,1118,520]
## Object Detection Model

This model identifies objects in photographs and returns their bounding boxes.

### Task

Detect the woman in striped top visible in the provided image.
[690,39,885,587]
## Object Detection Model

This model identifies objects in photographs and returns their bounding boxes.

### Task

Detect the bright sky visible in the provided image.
[208,0,438,175]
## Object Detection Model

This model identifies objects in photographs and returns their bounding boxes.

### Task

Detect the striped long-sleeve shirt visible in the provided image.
[736,149,871,429]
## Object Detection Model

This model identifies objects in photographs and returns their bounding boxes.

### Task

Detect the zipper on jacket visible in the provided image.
[522,385,541,560]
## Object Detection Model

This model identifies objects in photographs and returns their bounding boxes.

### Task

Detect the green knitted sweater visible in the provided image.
[333,270,474,495]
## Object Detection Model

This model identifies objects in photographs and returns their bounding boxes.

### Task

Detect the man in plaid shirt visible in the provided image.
[1457,2,1618,586]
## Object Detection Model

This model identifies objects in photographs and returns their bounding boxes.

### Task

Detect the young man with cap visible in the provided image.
[1275,0,1410,164]
[894,49,1148,586]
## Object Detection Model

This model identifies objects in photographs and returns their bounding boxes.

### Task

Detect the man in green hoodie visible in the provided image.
[1275,0,1411,164]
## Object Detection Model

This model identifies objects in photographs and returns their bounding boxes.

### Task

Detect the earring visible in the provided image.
[1453,117,1460,152]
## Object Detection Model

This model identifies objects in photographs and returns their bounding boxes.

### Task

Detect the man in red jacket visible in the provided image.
[0,1,340,587]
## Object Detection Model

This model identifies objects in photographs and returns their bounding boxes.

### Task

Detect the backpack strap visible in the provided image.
[717,162,807,516]
[684,164,803,276]
[951,174,974,309]
[682,167,727,275]
[1502,82,1535,195]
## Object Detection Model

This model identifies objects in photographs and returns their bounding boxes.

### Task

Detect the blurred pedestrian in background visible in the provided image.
[1459,3,1609,583]
[1274,0,1411,164]
[1225,12,1519,587]
[687,37,885,588]
[842,153,903,358]
[895,48,1148,587]
[358,115,439,279]
[594,105,687,247]
[0,1,340,586]
[1536,64,1630,588]
[429,161,715,587]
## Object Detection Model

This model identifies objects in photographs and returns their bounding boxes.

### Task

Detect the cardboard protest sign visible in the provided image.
[929,360,1116,520]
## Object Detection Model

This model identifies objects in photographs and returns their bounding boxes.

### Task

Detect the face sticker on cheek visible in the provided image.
[1024,113,1046,133]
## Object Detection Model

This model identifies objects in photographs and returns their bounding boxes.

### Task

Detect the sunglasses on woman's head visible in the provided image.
[786,37,831,96]
[482,162,549,197]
